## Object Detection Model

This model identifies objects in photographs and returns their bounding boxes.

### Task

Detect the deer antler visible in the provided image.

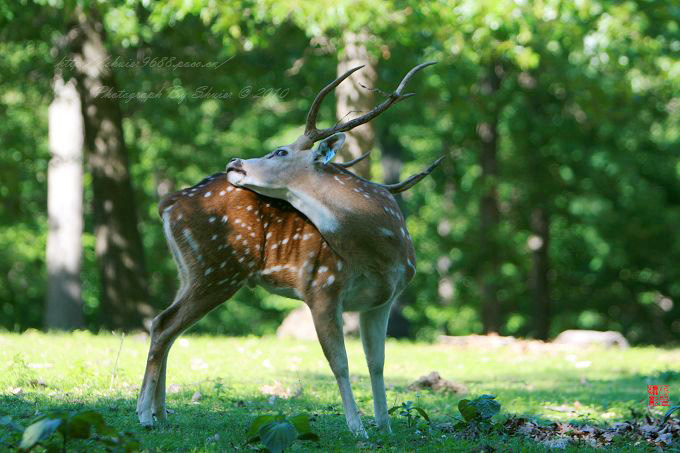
[334,150,372,168]
[294,61,437,149]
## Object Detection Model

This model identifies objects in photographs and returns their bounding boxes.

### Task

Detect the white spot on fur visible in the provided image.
[204,192,212,198]
[293,233,300,240]
[246,205,253,211]
[337,260,344,271]
[204,267,213,276]
[235,218,241,224]
[318,266,328,273]
[222,215,228,223]
[326,275,335,286]
[282,238,289,245]
[212,234,218,240]
[227,186,234,192]
[219,191,225,196]
[209,216,216,223]
[235,234,242,240]
[380,227,395,238]
[266,232,272,239]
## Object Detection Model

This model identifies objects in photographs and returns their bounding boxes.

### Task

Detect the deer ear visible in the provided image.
[313,133,346,165]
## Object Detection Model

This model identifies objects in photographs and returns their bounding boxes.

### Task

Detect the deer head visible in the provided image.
[226,61,442,238]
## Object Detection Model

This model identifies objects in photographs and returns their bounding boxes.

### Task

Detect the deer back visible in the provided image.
[158,173,347,301]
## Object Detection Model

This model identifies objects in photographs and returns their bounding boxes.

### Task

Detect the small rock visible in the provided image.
[407,371,467,394]
[191,391,202,403]
[276,305,359,340]
[553,330,629,349]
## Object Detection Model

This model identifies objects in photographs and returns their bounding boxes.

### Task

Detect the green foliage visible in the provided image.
[388,400,431,429]
[0,0,678,341]
[662,406,680,426]
[246,413,318,452]
[455,395,502,435]
[458,395,501,423]
[1,409,138,452]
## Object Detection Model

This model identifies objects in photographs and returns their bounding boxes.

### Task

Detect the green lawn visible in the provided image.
[1,331,678,451]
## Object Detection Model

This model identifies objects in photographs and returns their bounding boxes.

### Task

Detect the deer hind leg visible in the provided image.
[137,287,228,426]
[151,340,172,421]
[308,296,367,438]
[359,301,394,433]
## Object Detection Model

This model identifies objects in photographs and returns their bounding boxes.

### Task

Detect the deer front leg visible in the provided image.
[309,300,367,438]
[359,303,393,433]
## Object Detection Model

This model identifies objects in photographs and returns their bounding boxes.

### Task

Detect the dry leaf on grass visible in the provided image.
[502,412,679,448]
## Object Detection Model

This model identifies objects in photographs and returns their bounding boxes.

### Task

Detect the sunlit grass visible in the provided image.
[1,332,677,451]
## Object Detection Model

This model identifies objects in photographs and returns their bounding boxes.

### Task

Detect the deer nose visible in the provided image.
[227,158,243,170]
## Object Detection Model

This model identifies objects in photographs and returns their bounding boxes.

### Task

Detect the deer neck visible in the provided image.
[285,184,340,236]
[282,168,400,271]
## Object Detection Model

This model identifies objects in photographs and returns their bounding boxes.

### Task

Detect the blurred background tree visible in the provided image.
[0,0,677,343]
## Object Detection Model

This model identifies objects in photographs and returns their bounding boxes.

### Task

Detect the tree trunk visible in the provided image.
[478,62,502,334]
[70,9,152,330]
[335,30,376,178]
[529,207,551,340]
[45,75,85,330]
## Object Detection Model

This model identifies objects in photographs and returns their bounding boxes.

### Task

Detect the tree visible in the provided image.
[69,7,153,330]
[45,75,85,330]
[335,30,376,178]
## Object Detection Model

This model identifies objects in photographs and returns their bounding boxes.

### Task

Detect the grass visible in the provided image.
[1,331,678,451]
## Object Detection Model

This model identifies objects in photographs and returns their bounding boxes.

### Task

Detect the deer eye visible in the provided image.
[274,149,288,157]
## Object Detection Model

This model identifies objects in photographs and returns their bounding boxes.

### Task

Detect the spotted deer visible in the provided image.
[137,62,441,437]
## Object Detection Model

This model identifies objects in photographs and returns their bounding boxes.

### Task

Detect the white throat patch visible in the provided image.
[287,190,339,234]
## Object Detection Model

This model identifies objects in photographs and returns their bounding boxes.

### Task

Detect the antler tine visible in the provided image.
[334,150,372,168]
[305,65,365,137]
[306,61,437,143]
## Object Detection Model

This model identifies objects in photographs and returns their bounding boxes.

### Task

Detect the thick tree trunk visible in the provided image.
[45,75,85,330]
[335,30,376,178]
[478,62,502,334]
[529,207,551,340]
[70,9,152,330]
